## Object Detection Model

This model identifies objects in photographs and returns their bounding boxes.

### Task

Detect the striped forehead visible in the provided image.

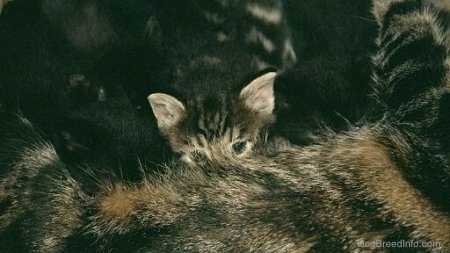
[190,95,234,141]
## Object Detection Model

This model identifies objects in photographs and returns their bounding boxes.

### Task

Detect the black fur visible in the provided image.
[0,0,171,173]
[273,0,378,145]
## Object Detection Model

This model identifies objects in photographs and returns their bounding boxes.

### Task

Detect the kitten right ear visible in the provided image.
[239,71,276,116]
[147,93,186,130]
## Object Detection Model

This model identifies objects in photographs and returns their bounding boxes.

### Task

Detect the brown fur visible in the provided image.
[83,126,448,251]
[353,138,450,245]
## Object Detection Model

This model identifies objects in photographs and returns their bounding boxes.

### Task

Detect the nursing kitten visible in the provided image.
[148,71,277,165]
[145,0,297,163]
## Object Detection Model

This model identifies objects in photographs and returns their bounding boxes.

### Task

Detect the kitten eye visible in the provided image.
[232,141,248,154]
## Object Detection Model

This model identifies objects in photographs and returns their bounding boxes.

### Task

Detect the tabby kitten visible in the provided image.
[145,0,297,163]
[148,71,276,165]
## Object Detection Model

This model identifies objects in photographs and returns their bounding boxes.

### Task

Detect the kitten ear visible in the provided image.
[239,72,276,115]
[147,93,186,130]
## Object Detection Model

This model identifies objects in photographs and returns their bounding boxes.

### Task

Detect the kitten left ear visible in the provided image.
[239,72,276,115]
[147,93,186,130]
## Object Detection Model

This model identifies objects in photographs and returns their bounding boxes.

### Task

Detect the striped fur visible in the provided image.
[148,71,276,165]
[0,0,449,252]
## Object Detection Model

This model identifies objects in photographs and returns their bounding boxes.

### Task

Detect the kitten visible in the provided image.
[145,0,297,162]
[148,71,276,165]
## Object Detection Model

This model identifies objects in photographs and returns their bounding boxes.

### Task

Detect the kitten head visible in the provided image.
[148,72,276,165]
